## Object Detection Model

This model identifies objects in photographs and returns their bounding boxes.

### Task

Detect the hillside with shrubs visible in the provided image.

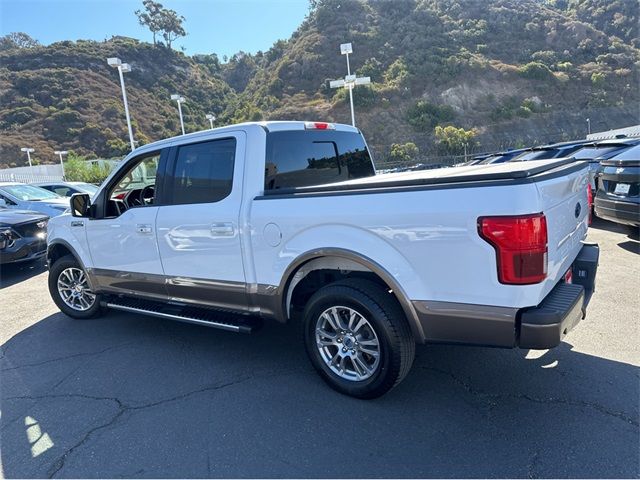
[0,0,637,168]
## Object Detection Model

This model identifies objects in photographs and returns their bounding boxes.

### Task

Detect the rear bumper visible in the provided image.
[594,196,640,227]
[518,243,599,349]
[412,243,599,349]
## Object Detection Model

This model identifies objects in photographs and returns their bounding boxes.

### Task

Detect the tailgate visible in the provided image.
[536,162,590,299]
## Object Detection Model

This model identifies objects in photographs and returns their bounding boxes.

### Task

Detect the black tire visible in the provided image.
[302,278,415,399]
[48,254,105,319]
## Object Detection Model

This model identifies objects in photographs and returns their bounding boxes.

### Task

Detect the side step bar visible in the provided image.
[103,296,260,333]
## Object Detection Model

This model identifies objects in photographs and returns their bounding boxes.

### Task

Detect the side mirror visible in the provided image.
[70,193,91,218]
[0,198,7,207]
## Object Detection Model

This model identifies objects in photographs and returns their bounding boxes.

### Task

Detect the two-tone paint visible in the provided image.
[48,121,591,347]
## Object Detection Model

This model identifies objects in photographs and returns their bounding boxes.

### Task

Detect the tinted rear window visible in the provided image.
[265,130,374,190]
[573,145,629,160]
[605,144,640,162]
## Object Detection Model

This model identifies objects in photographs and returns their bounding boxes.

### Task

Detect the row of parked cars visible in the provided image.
[0,181,98,265]
[460,137,640,231]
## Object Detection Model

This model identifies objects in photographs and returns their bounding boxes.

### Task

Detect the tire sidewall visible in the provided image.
[303,286,398,397]
[48,256,103,319]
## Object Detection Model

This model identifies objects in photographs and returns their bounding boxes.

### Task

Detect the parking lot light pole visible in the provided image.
[329,43,371,127]
[587,118,591,136]
[54,150,68,179]
[20,147,35,168]
[205,113,216,130]
[107,58,135,152]
[171,94,186,135]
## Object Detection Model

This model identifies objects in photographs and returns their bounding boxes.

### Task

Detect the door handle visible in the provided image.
[210,223,234,237]
[136,224,153,234]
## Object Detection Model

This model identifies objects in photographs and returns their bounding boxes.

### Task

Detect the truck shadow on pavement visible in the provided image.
[1,311,638,479]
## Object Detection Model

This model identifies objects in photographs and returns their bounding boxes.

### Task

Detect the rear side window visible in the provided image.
[171,138,236,205]
[265,131,374,190]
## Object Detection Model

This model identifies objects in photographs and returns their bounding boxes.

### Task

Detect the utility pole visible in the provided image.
[171,94,186,135]
[20,147,34,168]
[107,58,136,151]
[206,113,216,130]
[329,43,371,127]
[54,150,68,179]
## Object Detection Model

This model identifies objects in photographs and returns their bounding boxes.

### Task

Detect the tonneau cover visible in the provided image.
[263,157,586,196]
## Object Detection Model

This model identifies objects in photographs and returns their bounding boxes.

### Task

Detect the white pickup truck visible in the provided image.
[46,121,599,398]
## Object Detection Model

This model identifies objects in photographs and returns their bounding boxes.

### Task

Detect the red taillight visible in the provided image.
[587,183,593,226]
[304,121,335,130]
[478,213,548,285]
[563,267,573,284]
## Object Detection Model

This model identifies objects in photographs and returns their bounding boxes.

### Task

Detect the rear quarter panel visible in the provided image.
[250,182,558,309]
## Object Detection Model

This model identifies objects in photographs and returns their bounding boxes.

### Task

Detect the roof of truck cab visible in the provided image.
[127,121,359,159]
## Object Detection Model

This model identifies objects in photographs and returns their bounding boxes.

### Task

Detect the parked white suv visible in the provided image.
[46,121,599,398]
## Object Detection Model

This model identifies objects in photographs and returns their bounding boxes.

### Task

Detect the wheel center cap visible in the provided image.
[74,285,83,293]
[344,337,353,348]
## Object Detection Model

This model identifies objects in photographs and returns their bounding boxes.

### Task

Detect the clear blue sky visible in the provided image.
[0,0,310,58]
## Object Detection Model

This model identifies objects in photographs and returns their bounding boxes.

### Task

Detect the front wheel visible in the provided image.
[303,279,415,399]
[48,255,104,319]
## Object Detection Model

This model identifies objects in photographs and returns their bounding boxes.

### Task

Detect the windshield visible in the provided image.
[1,184,61,201]
[573,145,628,160]
[76,183,99,194]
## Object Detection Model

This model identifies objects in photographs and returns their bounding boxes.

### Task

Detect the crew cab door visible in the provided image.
[85,149,168,299]
[155,133,248,311]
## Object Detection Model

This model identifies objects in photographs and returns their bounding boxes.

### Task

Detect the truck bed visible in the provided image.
[261,157,584,197]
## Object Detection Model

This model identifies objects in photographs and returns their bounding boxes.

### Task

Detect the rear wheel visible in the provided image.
[303,278,415,398]
[48,255,104,319]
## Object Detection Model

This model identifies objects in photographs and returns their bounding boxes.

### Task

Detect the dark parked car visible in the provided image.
[570,138,640,190]
[594,144,640,230]
[0,207,49,265]
[478,148,529,164]
[510,140,592,162]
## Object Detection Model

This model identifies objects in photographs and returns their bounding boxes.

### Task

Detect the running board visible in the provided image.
[103,296,260,333]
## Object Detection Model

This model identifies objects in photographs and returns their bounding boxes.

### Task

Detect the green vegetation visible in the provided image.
[135,0,186,49]
[63,153,115,183]
[434,125,478,155]
[0,0,637,168]
[407,101,455,131]
[388,142,419,163]
[518,62,555,81]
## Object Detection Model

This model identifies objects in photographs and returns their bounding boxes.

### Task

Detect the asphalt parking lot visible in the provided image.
[1,218,638,479]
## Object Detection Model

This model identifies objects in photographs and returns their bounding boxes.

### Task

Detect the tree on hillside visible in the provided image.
[159,8,186,49]
[135,0,186,49]
[0,32,40,51]
[135,0,163,45]
[434,125,478,155]
[389,142,419,164]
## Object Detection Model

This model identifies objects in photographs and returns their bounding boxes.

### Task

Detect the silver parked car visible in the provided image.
[0,182,70,217]
[33,181,99,198]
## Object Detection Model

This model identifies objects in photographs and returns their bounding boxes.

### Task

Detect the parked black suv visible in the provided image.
[595,144,640,229]
[0,207,49,265]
